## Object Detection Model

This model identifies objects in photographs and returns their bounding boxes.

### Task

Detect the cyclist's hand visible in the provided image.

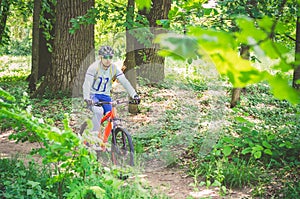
[84,99,93,106]
[133,95,141,104]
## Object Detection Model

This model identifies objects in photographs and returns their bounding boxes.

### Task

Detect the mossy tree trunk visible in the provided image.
[33,0,95,97]
[124,0,138,114]
[230,44,250,108]
[293,15,300,90]
[135,0,171,84]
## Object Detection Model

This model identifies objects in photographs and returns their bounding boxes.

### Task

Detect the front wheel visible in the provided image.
[111,127,134,166]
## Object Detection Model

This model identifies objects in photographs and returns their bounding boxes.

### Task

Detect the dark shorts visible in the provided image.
[90,94,112,114]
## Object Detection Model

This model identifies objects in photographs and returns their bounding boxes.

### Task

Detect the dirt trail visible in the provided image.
[0,132,251,199]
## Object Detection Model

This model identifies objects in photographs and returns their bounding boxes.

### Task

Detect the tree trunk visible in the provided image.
[33,0,95,97]
[0,0,10,44]
[29,0,41,92]
[230,44,250,108]
[293,15,300,90]
[135,0,171,84]
[29,0,54,93]
[124,0,138,114]
[38,1,54,80]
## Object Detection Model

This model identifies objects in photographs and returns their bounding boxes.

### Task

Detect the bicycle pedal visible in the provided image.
[83,141,90,147]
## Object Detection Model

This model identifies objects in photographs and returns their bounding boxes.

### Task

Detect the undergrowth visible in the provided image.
[186,82,300,198]
[1,57,299,198]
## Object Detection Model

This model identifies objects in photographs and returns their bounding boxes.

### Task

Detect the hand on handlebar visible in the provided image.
[84,99,93,106]
[132,95,141,104]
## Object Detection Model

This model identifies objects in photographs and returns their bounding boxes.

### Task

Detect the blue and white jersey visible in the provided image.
[82,60,136,100]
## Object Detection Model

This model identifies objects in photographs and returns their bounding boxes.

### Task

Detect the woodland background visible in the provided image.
[0,0,299,198]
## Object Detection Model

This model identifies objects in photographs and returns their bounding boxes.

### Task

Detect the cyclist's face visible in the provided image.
[101,55,113,69]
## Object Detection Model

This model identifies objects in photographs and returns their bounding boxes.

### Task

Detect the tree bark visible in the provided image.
[29,0,41,92]
[123,0,138,114]
[33,0,95,97]
[38,1,54,80]
[0,0,10,44]
[230,44,250,108]
[293,15,300,90]
[135,0,171,84]
[29,0,54,93]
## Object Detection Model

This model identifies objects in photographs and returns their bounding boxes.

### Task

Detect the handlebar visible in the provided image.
[93,100,138,107]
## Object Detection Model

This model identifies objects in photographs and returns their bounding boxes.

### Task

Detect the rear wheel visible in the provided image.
[111,127,134,166]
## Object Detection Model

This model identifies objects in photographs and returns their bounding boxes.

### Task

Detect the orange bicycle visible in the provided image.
[79,100,136,166]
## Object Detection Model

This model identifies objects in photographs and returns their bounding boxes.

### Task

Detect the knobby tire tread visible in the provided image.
[111,127,134,166]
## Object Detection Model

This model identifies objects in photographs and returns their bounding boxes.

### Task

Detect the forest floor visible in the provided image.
[0,76,253,199]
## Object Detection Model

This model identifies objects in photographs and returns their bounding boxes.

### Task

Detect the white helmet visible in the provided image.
[98,45,114,56]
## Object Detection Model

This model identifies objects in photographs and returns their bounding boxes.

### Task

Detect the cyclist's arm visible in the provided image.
[116,68,137,98]
[82,62,97,100]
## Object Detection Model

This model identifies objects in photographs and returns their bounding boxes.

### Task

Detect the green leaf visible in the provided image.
[264,149,273,156]
[235,16,267,43]
[214,149,221,156]
[27,189,34,195]
[89,186,105,198]
[135,0,151,10]
[156,19,169,28]
[284,141,293,149]
[241,148,252,155]
[268,74,300,104]
[156,33,199,60]
[253,145,264,151]
[204,8,213,15]
[223,146,232,157]
[241,126,251,133]
[260,40,290,59]
[234,116,249,123]
[212,180,222,187]
[253,151,262,159]
[279,143,286,147]
[188,27,236,50]
[262,141,272,149]
[0,87,16,102]
[27,181,40,188]
[210,50,264,87]
[257,16,274,33]
[222,136,233,144]
[272,60,293,72]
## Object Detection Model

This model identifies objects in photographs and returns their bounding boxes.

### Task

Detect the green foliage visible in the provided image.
[39,0,57,52]
[0,158,57,199]
[0,0,33,56]
[187,81,299,197]
[135,0,151,10]
[157,14,300,104]
[0,37,32,56]
[166,0,208,33]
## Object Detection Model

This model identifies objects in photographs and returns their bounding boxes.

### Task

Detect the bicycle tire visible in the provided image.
[111,127,134,166]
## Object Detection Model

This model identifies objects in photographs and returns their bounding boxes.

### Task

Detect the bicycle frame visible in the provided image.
[100,106,117,143]
[80,99,136,166]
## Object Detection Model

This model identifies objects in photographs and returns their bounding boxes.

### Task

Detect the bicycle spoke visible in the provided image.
[111,127,134,167]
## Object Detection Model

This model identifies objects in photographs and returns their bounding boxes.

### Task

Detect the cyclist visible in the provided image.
[82,45,140,136]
